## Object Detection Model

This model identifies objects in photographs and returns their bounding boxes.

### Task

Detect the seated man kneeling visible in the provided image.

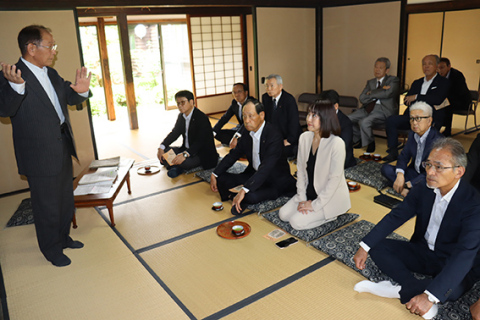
[210,99,296,215]
[279,100,351,230]
[354,138,480,320]
[381,101,443,197]
[157,90,218,178]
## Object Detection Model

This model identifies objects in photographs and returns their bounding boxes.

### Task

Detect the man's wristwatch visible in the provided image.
[182,151,190,158]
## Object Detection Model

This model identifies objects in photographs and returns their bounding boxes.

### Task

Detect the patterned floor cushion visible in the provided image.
[194,161,247,182]
[385,187,405,199]
[246,196,291,214]
[344,161,390,190]
[310,220,407,282]
[7,198,34,227]
[262,210,359,242]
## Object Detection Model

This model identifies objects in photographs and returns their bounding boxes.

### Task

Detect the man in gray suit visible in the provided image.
[349,57,400,153]
[0,25,91,267]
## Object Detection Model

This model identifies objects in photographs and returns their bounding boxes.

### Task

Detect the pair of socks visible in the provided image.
[354,280,438,319]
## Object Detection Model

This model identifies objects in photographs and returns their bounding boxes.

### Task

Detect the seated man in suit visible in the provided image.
[381,102,443,197]
[354,138,480,320]
[384,54,450,162]
[212,83,253,148]
[157,90,218,178]
[464,133,480,193]
[349,57,400,153]
[210,99,296,215]
[262,74,301,158]
[437,57,471,137]
[320,89,356,168]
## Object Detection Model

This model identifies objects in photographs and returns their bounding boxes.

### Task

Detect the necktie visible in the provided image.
[273,98,277,110]
[377,81,381,89]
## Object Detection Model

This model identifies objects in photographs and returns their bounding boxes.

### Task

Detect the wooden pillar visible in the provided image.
[97,18,116,121]
[117,13,138,130]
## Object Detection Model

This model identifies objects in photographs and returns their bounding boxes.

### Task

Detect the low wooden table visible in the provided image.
[73,159,134,227]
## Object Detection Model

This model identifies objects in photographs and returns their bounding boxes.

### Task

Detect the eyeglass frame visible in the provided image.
[421,161,459,173]
[28,42,57,51]
[409,116,430,123]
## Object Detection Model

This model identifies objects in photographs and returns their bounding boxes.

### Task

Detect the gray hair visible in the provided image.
[266,74,283,85]
[424,54,440,65]
[376,57,391,70]
[430,137,467,168]
[410,101,433,117]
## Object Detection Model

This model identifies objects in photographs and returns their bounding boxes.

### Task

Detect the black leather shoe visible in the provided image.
[366,141,375,153]
[353,141,362,149]
[64,240,84,249]
[50,254,71,267]
[383,152,398,163]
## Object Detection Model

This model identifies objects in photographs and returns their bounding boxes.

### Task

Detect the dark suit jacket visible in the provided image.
[446,68,470,111]
[213,122,294,193]
[161,107,218,169]
[212,96,254,134]
[0,58,88,177]
[465,133,480,192]
[337,109,356,168]
[407,74,450,109]
[363,179,480,303]
[262,90,301,147]
[396,127,443,186]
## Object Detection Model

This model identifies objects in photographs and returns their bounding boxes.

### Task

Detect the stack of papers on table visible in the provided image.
[74,167,118,196]
[88,156,120,169]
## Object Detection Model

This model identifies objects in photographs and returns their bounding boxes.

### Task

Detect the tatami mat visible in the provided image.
[140,214,327,319]
[224,260,418,320]
[108,182,236,250]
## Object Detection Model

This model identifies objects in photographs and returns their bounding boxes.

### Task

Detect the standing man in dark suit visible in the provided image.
[349,57,400,153]
[381,102,443,197]
[384,55,450,162]
[320,89,356,168]
[262,74,301,158]
[212,83,253,148]
[210,99,296,215]
[354,138,480,319]
[0,25,91,267]
[157,90,218,178]
[437,57,471,137]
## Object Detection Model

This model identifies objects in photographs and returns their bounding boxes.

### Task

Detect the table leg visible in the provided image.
[72,213,78,229]
[106,202,116,227]
[126,172,132,194]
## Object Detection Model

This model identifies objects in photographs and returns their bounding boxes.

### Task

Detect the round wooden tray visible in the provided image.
[216,221,251,239]
[359,155,382,162]
[137,165,160,175]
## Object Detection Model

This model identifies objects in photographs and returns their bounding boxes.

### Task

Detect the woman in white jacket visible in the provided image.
[279,100,351,230]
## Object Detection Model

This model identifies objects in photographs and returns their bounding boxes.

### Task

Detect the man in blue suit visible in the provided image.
[384,55,450,162]
[0,25,91,267]
[210,99,296,215]
[381,101,443,197]
[354,138,480,319]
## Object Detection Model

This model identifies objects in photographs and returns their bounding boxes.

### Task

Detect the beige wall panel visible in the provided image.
[323,2,401,99]
[246,14,256,98]
[256,8,316,101]
[196,93,233,115]
[442,9,480,91]
[0,10,95,194]
[405,12,443,87]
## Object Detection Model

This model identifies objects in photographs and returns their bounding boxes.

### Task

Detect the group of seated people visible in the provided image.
[156,65,480,319]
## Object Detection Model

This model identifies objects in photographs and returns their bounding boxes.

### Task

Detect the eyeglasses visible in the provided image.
[410,116,430,122]
[422,161,459,173]
[30,43,57,51]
